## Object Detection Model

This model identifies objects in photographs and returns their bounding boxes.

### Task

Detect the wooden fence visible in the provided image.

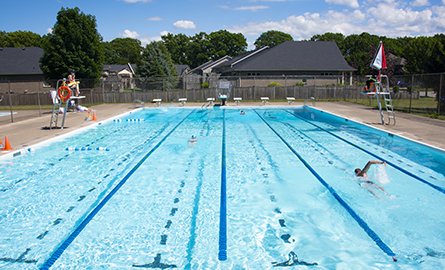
[0,86,419,107]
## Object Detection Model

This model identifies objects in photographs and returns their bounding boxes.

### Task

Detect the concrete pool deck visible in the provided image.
[1,101,444,155]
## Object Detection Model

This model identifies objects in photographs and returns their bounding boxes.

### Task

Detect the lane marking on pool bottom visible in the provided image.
[218,109,228,261]
[286,110,445,195]
[254,110,397,261]
[39,110,195,270]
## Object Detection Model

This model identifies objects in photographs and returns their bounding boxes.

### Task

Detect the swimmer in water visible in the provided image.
[188,135,198,144]
[355,160,391,197]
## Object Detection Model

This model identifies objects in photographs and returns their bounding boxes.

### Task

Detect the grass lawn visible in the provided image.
[344,97,445,120]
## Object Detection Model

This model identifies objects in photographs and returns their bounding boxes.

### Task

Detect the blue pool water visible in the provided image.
[0,106,444,269]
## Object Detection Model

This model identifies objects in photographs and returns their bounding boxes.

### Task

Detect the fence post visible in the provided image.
[36,81,42,117]
[439,73,443,115]
[409,74,414,113]
[8,81,13,123]
[102,79,105,103]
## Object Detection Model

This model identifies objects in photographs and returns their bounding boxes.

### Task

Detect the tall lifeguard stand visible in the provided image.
[49,79,85,129]
[364,74,396,125]
[367,41,396,125]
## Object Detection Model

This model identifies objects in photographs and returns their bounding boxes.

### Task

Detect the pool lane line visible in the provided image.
[218,109,228,261]
[246,124,295,245]
[185,158,205,269]
[286,110,445,195]
[254,110,397,261]
[281,122,350,168]
[39,110,196,270]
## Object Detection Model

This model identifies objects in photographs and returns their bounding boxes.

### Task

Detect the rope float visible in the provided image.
[65,146,110,151]
[112,118,144,122]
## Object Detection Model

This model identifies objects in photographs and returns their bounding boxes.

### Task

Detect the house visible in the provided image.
[212,41,356,86]
[190,56,231,75]
[175,64,191,77]
[102,64,136,91]
[0,47,46,93]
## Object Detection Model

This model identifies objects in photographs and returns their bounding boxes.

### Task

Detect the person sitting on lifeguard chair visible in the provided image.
[67,70,80,96]
[364,75,377,93]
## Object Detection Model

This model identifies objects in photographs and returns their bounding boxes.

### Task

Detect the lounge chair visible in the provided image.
[286,97,295,104]
[206,97,215,105]
[178,98,187,106]
[260,97,269,105]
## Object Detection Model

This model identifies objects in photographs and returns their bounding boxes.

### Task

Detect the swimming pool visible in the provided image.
[0,106,444,269]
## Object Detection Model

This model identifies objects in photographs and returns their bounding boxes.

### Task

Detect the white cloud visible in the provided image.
[411,0,429,7]
[235,5,269,11]
[228,1,441,42]
[47,28,53,34]
[147,16,162,21]
[173,20,196,29]
[122,0,151,3]
[367,3,432,26]
[325,0,359,9]
[122,29,140,39]
[160,31,170,37]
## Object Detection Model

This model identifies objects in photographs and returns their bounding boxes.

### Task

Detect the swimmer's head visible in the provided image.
[354,168,361,175]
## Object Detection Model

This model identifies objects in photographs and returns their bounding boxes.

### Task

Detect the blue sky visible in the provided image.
[1,0,445,48]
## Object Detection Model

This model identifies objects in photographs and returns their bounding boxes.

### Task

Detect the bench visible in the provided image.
[153,98,162,106]
[233,97,242,105]
[260,97,269,105]
[178,98,187,106]
[286,97,295,104]
[206,97,215,105]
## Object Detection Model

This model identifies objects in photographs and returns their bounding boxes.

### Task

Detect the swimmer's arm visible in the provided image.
[361,160,384,174]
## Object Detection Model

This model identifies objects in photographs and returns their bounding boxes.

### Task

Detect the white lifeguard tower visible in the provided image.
[364,74,395,125]
[49,79,85,129]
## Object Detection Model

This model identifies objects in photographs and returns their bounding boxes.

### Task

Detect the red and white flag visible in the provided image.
[370,41,387,70]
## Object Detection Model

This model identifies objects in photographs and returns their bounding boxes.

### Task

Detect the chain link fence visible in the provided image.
[1,73,443,123]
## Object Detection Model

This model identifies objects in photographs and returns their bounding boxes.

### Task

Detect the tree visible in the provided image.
[207,30,247,59]
[184,30,247,68]
[0,31,42,47]
[0,31,7,47]
[103,38,142,65]
[342,32,380,75]
[187,32,212,68]
[254,30,293,49]
[310,32,345,51]
[162,33,191,65]
[138,41,178,90]
[40,7,104,82]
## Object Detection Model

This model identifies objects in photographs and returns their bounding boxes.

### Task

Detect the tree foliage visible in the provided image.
[254,30,293,49]
[162,33,191,65]
[0,31,42,47]
[40,7,104,81]
[103,38,142,65]
[162,30,247,68]
[138,41,178,89]
[208,30,247,59]
[311,32,345,51]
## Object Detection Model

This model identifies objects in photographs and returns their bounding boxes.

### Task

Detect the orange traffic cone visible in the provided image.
[3,136,12,151]
[92,111,97,121]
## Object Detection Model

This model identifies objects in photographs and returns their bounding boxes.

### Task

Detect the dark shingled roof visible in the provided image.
[0,47,44,75]
[217,41,355,72]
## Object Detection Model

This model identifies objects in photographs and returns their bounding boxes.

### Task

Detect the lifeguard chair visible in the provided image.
[49,78,85,129]
[363,74,395,125]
